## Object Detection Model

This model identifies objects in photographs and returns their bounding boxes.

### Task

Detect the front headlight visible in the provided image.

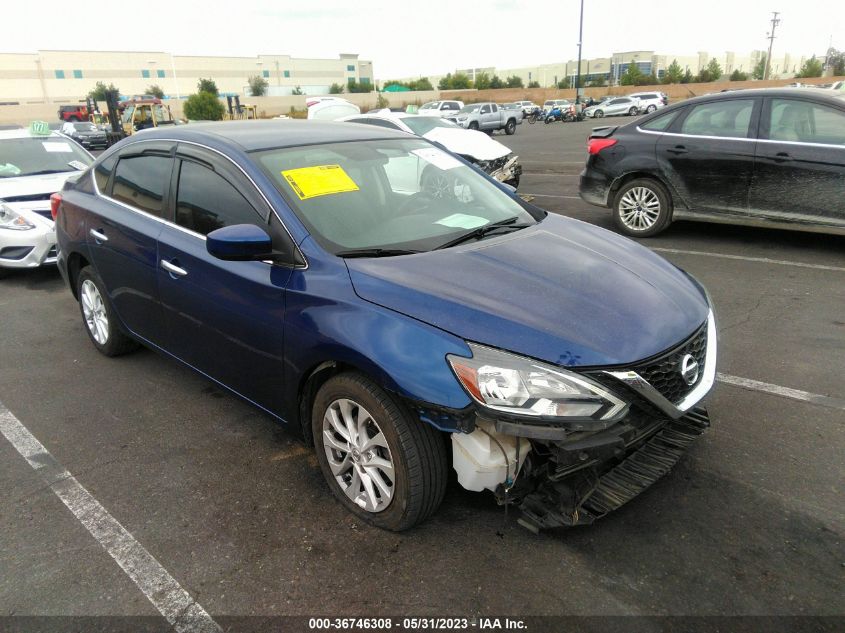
[447,343,628,421]
[0,204,36,231]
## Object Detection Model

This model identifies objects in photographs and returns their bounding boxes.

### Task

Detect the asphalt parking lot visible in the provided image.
[1,117,843,631]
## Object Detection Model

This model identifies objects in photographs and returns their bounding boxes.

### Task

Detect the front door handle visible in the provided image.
[666,145,688,155]
[89,228,108,243]
[160,259,188,278]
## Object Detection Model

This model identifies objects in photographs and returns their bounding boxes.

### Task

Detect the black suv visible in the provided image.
[579,88,845,237]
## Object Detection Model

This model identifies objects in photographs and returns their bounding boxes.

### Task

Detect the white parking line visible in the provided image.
[651,248,845,272]
[0,401,222,633]
[716,373,845,411]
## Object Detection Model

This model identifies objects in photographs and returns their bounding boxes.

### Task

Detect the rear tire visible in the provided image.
[312,373,448,531]
[76,266,139,357]
[611,178,673,238]
[646,104,656,113]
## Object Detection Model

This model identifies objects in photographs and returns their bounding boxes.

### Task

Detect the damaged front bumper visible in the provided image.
[470,154,522,186]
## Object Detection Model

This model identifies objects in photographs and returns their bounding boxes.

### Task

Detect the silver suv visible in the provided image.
[584,96,639,118]
[628,92,668,113]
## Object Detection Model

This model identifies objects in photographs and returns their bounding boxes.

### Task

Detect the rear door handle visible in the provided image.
[666,145,688,155]
[773,152,792,162]
[160,259,188,278]
[89,228,108,242]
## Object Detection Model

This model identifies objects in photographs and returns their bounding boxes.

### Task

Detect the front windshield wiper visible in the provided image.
[435,217,533,250]
[335,248,421,258]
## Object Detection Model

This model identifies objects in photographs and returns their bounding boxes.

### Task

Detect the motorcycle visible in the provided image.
[562,104,586,122]
[527,107,545,124]
[543,106,565,124]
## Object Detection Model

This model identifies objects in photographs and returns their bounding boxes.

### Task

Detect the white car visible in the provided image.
[418,100,464,118]
[0,128,93,277]
[542,99,571,113]
[584,96,640,118]
[513,100,538,116]
[627,91,668,113]
[307,97,361,120]
[342,112,522,187]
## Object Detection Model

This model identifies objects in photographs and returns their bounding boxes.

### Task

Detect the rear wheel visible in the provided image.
[646,104,657,113]
[504,119,516,135]
[612,178,673,237]
[312,373,448,531]
[76,266,138,357]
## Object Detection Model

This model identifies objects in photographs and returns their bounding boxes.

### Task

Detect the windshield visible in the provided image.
[459,105,482,113]
[0,136,93,178]
[402,116,457,135]
[543,101,554,107]
[420,102,440,109]
[73,122,99,132]
[252,138,538,253]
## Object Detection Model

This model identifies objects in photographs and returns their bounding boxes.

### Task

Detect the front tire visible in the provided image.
[76,266,138,357]
[594,109,604,118]
[628,106,638,116]
[312,373,448,531]
[504,119,516,135]
[468,121,479,131]
[611,178,673,237]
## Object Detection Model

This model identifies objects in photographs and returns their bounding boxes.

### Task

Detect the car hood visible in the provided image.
[346,214,709,368]
[422,127,511,161]
[0,172,78,201]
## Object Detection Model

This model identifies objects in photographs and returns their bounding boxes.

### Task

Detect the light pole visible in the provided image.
[575,0,584,103]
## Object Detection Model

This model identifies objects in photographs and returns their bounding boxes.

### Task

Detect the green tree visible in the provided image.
[346,80,371,93]
[474,72,491,90]
[146,84,165,99]
[589,75,607,87]
[248,75,269,96]
[409,77,433,91]
[620,63,643,86]
[505,75,524,88]
[663,59,683,84]
[489,75,504,89]
[291,85,303,95]
[88,81,119,101]
[698,58,723,82]
[183,91,224,120]
[681,68,694,84]
[437,73,453,90]
[729,69,749,81]
[829,48,845,76]
[752,54,767,80]
[450,73,472,89]
[796,55,823,78]
[197,78,219,95]
[376,92,389,109]
[329,83,344,94]
[527,80,540,88]
[639,73,659,86]
[557,76,572,89]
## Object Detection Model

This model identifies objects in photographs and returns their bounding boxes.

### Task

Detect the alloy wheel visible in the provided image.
[422,172,452,199]
[618,186,662,231]
[322,398,395,513]
[80,279,109,345]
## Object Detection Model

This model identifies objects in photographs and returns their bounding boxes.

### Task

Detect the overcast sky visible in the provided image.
[5,0,841,78]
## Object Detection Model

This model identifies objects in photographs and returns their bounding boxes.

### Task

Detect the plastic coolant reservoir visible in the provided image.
[451,420,531,492]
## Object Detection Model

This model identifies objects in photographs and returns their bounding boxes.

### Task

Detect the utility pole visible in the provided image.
[764,11,781,80]
[575,0,584,102]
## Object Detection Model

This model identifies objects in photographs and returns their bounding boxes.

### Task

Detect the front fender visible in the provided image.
[282,244,473,430]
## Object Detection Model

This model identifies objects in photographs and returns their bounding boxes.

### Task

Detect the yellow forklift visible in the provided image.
[100,90,176,144]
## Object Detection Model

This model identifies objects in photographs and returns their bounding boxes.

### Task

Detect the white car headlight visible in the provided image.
[0,204,36,231]
[447,343,628,421]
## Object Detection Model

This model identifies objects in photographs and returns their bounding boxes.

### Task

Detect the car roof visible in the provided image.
[667,87,845,108]
[0,129,66,140]
[124,119,412,152]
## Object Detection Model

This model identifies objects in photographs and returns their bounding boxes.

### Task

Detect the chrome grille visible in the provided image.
[633,324,708,404]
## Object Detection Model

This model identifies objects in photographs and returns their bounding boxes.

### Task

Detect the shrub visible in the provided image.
[146,84,164,99]
[329,83,344,94]
[183,91,224,120]
[248,75,268,96]
[197,78,219,96]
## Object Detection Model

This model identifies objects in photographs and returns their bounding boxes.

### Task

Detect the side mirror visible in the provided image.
[207,224,273,261]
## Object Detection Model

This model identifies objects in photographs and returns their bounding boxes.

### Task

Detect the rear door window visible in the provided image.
[640,110,678,131]
[111,155,172,217]
[680,99,755,138]
[767,98,845,145]
[175,160,264,236]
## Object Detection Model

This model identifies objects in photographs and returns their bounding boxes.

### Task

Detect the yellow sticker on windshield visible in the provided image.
[281,165,359,200]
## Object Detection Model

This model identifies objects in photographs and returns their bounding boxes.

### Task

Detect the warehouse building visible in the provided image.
[0,50,374,103]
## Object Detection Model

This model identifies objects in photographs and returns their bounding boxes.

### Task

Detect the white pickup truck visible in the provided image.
[445,102,520,135]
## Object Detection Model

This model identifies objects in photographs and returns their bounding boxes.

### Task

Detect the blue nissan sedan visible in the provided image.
[54,121,716,531]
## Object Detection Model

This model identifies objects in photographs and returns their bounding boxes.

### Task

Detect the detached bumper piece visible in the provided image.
[515,407,710,532]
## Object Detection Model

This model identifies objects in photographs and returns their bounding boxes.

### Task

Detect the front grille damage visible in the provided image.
[495,406,710,532]
[634,323,708,404]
